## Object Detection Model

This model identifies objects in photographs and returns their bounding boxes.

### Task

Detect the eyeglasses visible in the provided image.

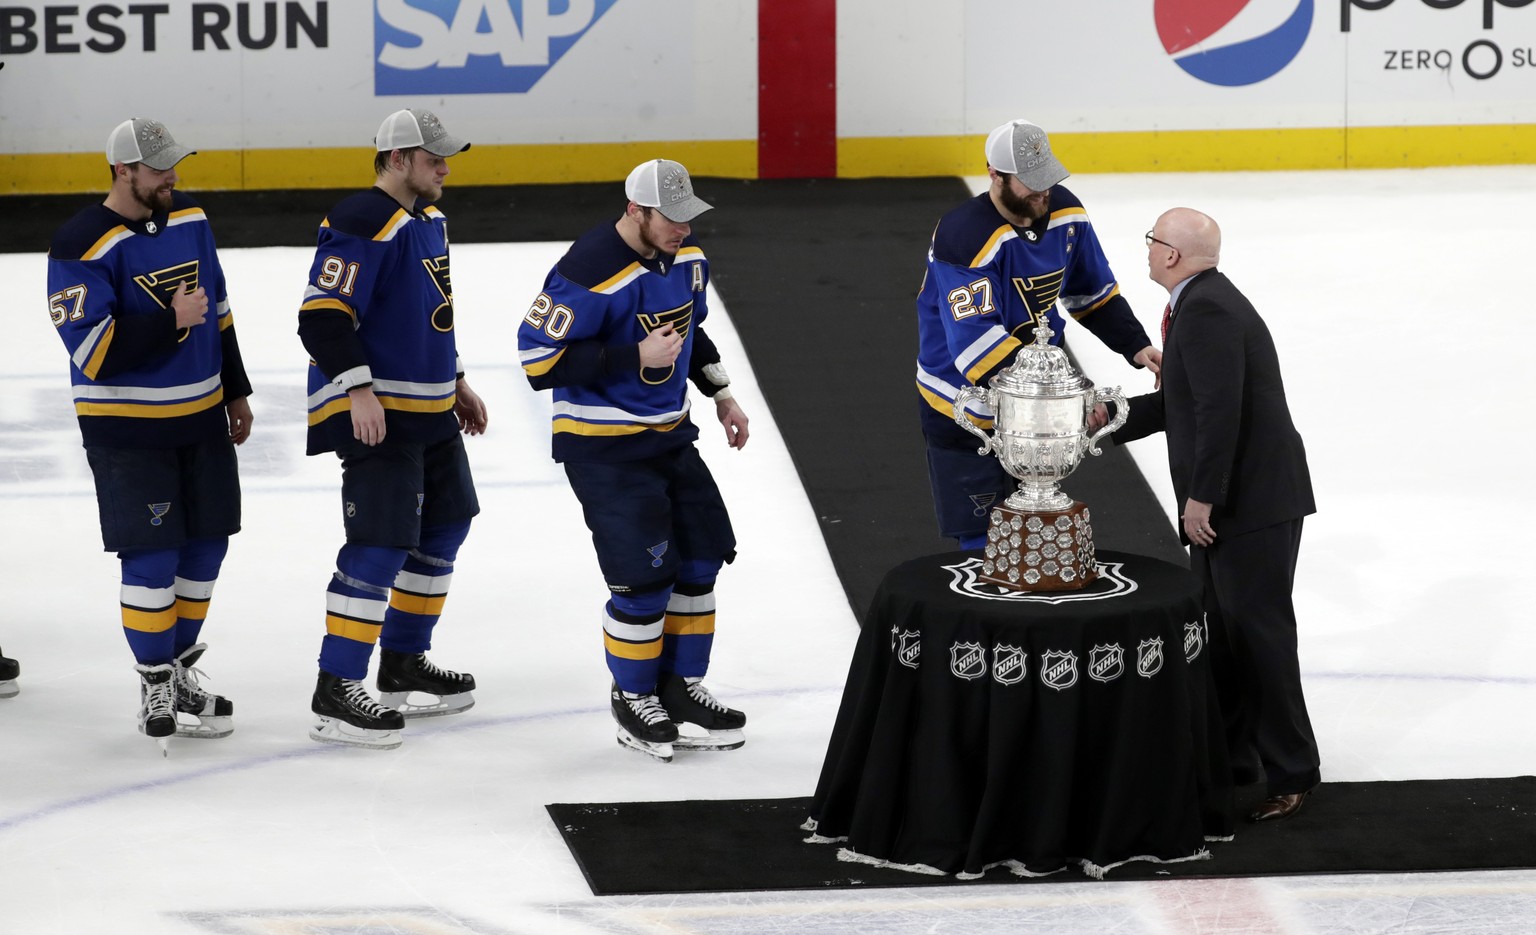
[1145,230,1179,251]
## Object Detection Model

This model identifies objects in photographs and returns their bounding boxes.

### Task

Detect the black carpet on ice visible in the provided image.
[3,177,1183,618]
[547,776,1536,895]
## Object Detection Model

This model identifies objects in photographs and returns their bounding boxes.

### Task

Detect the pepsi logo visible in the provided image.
[1155,0,1314,86]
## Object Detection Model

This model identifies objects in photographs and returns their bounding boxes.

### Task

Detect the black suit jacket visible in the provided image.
[1115,269,1315,541]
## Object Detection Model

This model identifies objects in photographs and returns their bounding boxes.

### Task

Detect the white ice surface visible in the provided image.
[1,167,1533,933]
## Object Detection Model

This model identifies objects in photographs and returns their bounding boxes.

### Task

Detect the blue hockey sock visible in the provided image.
[605,586,671,694]
[172,536,228,656]
[320,544,407,680]
[661,559,721,678]
[119,548,179,665]
[381,520,470,655]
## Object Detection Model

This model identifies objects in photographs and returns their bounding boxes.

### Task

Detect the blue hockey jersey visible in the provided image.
[298,188,463,455]
[518,221,724,463]
[915,187,1150,436]
[46,191,251,449]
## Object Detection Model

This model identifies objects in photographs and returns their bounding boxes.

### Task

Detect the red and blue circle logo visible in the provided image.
[1156,0,1314,86]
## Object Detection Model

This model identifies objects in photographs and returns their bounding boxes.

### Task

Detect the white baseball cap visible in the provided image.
[985,119,1069,191]
[625,159,713,223]
[375,109,470,157]
[106,118,195,170]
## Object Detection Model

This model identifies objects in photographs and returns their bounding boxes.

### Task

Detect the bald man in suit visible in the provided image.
[1095,208,1320,822]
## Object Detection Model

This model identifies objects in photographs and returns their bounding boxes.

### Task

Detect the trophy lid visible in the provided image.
[989,318,1094,395]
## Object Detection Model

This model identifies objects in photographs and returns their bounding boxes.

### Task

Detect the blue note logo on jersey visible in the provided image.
[1155,0,1313,87]
[375,0,621,95]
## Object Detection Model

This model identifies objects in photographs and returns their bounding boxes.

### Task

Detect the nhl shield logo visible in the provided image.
[942,557,1137,605]
[991,644,1027,685]
[1184,619,1205,662]
[1137,638,1165,678]
[1040,649,1078,691]
[1088,643,1125,683]
[950,641,987,681]
[895,630,922,669]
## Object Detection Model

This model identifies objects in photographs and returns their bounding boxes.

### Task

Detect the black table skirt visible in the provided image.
[807,550,1234,878]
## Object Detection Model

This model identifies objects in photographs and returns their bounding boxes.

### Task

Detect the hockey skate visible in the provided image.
[171,643,233,738]
[134,663,177,756]
[610,682,678,763]
[658,672,746,752]
[0,647,18,698]
[310,671,405,749]
[376,649,475,718]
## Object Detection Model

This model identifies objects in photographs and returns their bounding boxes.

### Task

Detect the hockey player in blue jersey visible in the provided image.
[916,119,1163,550]
[519,159,750,762]
[298,109,488,750]
[47,118,254,753]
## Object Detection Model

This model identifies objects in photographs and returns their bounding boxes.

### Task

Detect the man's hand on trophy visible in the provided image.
[1133,345,1164,390]
[1087,403,1109,432]
[639,324,684,367]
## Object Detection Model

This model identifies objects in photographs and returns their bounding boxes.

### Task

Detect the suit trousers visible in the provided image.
[1191,517,1321,796]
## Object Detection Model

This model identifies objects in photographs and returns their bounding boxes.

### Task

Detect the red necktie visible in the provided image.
[1160,302,1172,345]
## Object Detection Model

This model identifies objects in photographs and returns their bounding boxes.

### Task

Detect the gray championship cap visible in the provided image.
[625,159,713,223]
[375,109,471,157]
[105,118,196,171]
[985,119,1069,191]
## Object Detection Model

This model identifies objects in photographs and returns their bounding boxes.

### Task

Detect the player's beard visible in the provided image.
[998,184,1050,225]
[638,215,683,257]
[130,173,174,214]
[406,174,444,204]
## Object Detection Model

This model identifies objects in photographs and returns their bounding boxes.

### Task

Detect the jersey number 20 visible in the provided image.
[525,293,574,339]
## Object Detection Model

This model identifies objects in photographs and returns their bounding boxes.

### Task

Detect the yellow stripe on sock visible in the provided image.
[326,614,383,644]
[122,605,176,633]
[664,612,716,636]
[388,591,447,616]
[604,633,663,661]
[175,597,211,621]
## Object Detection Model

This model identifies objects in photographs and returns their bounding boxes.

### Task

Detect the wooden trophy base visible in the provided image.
[979,500,1098,592]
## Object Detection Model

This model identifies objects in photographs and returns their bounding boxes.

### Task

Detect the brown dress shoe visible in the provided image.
[1249,790,1311,822]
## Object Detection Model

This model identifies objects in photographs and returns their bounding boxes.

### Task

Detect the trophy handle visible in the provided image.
[952,386,995,455]
[1084,386,1127,457]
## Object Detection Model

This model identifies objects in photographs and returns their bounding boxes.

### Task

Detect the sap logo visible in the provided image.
[375,0,619,95]
[1155,0,1314,87]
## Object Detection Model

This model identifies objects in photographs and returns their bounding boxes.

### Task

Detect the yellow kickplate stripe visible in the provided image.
[4,140,757,194]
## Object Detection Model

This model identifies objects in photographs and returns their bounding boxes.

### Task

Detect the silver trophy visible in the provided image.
[952,319,1127,590]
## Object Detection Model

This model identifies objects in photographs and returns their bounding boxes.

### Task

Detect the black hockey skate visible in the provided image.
[0,646,18,698]
[658,672,746,752]
[376,650,475,718]
[610,682,678,762]
[310,671,405,749]
[172,643,233,739]
[134,663,177,756]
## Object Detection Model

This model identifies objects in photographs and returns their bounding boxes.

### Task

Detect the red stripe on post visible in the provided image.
[758,0,837,179]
